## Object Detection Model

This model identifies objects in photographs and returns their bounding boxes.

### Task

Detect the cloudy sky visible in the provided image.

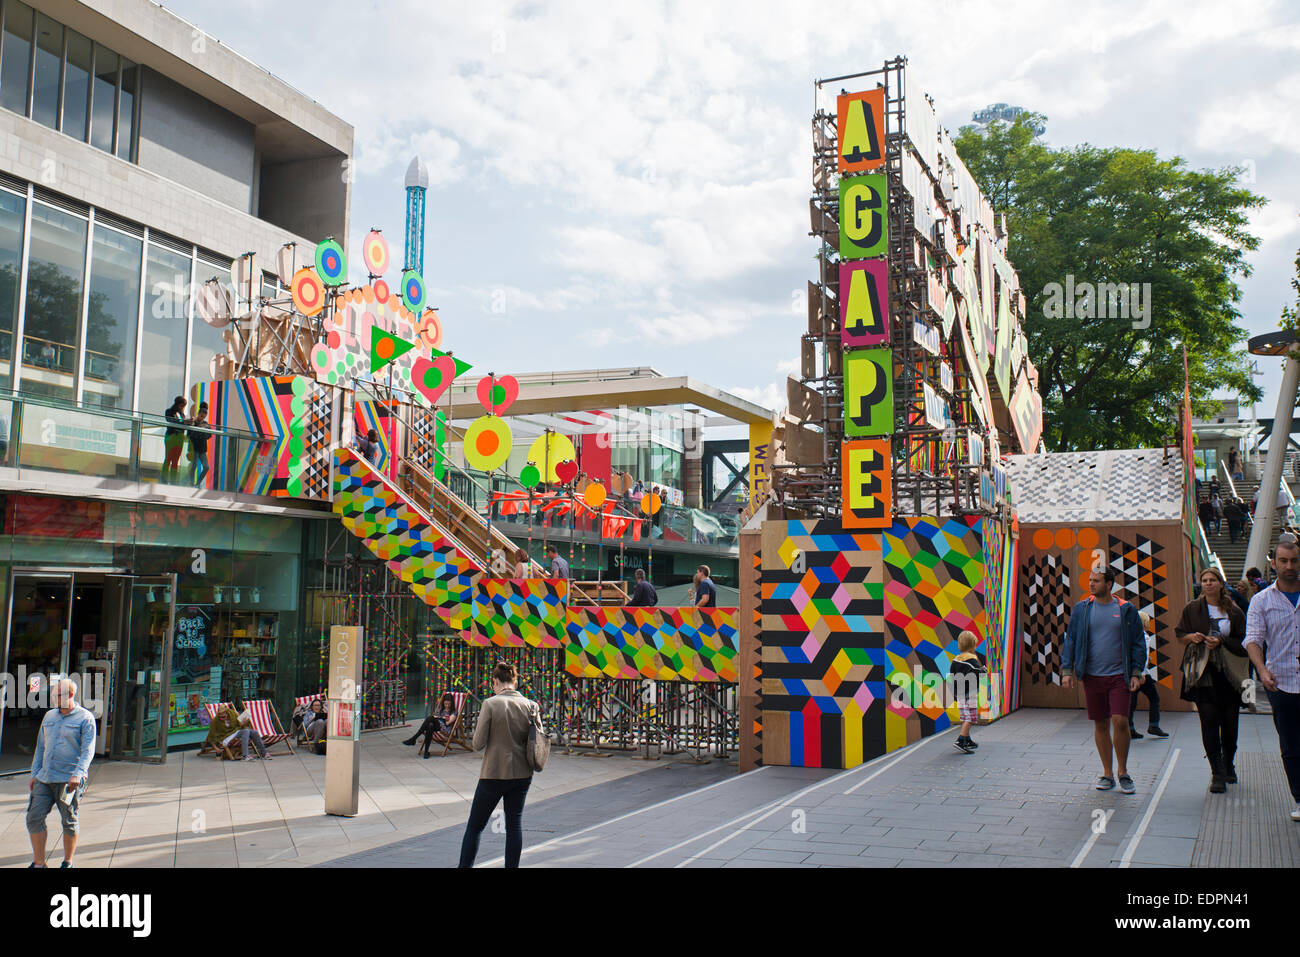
[166,0,1300,423]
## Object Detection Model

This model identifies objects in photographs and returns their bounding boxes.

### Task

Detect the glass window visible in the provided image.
[0,188,25,391]
[84,225,141,410]
[31,12,60,129]
[189,258,228,388]
[0,0,33,116]
[20,202,86,403]
[138,244,190,417]
[62,29,89,140]
[89,45,116,153]
[116,58,135,160]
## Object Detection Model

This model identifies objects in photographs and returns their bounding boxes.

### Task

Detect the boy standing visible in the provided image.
[951,630,986,754]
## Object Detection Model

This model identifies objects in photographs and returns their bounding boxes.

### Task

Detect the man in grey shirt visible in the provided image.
[545,545,570,580]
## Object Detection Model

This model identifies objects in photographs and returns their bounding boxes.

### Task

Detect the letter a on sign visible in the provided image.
[838,89,886,173]
[844,347,893,438]
[842,439,892,529]
[839,174,888,260]
[840,259,889,347]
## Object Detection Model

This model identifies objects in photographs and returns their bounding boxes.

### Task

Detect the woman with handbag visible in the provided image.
[458,661,542,868]
[1175,568,1251,793]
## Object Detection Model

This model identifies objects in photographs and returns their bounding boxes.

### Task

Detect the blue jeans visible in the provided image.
[190,453,210,486]
[458,777,531,868]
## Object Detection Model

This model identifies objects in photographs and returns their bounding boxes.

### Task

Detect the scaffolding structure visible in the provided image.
[778,56,1000,520]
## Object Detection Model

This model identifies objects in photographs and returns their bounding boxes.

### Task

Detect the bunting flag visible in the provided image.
[370,326,416,373]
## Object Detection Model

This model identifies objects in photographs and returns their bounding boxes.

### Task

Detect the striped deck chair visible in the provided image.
[428,691,472,756]
[243,699,295,755]
[197,702,238,759]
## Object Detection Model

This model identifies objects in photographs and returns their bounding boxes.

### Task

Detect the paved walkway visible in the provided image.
[2,708,1294,867]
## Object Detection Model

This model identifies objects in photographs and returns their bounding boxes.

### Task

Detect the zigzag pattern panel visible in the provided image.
[1107,532,1173,688]
[882,517,986,747]
[760,520,886,770]
[468,578,567,648]
[1021,552,1069,685]
[332,447,481,629]
[564,608,739,682]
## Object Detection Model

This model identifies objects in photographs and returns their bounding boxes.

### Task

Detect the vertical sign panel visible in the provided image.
[839,174,888,260]
[326,625,363,817]
[844,348,894,437]
[840,259,889,347]
[837,89,886,173]
[843,439,892,529]
[748,417,774,508]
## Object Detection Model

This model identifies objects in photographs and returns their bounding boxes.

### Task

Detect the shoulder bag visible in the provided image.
[527,702,550,772]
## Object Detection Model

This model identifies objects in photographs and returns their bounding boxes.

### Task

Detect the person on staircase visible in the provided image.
[1224,496,1244,544]
[1176,567,1249,794]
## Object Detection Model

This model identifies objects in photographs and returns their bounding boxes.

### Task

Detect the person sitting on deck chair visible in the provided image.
[206,702,270,761]
[403,692,459,758]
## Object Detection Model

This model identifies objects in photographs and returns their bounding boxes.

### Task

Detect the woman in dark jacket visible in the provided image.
[1175,567,1250,793]
[403,692,459,758]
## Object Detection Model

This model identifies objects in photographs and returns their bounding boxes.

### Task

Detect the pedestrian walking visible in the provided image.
[1197,498,1214,532]
[27,678,95,868]
[1243,538,1300,822]
[951,630,986,753]
[1062,566,1148,794]
[187,401,212,487]
[694,564,717,609]
[458,661,537,868]
[1128,612,1168,740]
[1224,497,1243,544]
[1210,492,1223,535]
[512,548,530,578]
[546,544,570,579]
[162,395,187,484]
[1228,448,1241,480]
[1176,568,1250,793]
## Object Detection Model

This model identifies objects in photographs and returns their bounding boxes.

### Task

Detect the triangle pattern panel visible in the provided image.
[1107,533,1173,687]
[1021,552,1069,685]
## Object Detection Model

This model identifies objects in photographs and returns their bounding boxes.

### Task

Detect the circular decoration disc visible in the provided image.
[362,230,390,276]
[417,309,442,349]
[373,279,390,302]
[464,415,513,471]
[291,268,326,317]
[520,464,541,489]
[526,433,577,484]
[583,483,607,508]
[401,269,426,314]
[640,493,662,516]
[195,280,232,328]
[315,239,347,286]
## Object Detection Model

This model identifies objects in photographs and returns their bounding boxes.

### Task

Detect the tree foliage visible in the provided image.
[954,114,1264,451]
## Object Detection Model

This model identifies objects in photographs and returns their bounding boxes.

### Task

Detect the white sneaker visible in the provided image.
[1291,803,1300,822]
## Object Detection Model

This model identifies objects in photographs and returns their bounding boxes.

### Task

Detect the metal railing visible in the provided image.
[0,386,271,492]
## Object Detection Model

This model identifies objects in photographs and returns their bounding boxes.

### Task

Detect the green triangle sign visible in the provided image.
[370,326,416,373]
[430,347,473,378]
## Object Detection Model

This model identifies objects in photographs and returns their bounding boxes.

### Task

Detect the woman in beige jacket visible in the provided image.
[458,661,536,868]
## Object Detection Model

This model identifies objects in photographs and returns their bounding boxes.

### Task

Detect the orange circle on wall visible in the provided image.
[1033,528,1054,550]
[1054,528,1076,550]
[476,431,499,456]
[1077,527,1099,549]
[377,339,394,359]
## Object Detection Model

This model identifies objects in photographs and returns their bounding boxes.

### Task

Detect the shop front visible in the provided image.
[0,493,323,774]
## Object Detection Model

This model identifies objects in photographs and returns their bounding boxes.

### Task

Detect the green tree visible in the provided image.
[1281,245,1300,332]
[955,114,1264,451]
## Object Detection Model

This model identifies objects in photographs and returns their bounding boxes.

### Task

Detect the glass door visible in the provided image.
[0,573,73,775]
[109,574,176,762]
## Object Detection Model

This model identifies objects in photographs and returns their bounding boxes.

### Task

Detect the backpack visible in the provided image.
[526,702,550,772]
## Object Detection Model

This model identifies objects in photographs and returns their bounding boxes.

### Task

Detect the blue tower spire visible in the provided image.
[404,156,429,275]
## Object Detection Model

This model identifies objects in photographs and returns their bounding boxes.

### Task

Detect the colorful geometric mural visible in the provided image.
[468,578,567,648]
[564,608,739,682]
[193,374,332,499]
[333,447,481,629]
[1022,551,1069,686]
[759,519,887,770]
[331,448,738,680]
[882,516,987,746]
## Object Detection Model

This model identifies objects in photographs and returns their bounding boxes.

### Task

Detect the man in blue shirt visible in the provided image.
[27,677,96,868]
[546,545,570,580]
[1062,566,1147,795]
[694,565,718,609]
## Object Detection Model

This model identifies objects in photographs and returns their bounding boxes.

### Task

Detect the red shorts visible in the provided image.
[1081,674,1131,720]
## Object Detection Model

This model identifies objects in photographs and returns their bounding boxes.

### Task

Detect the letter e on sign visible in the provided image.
[842,439,892,529]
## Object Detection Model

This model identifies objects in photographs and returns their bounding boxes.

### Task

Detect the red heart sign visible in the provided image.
[412,354,457,406]
[555,459,578,484]
[476,374,520,415]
